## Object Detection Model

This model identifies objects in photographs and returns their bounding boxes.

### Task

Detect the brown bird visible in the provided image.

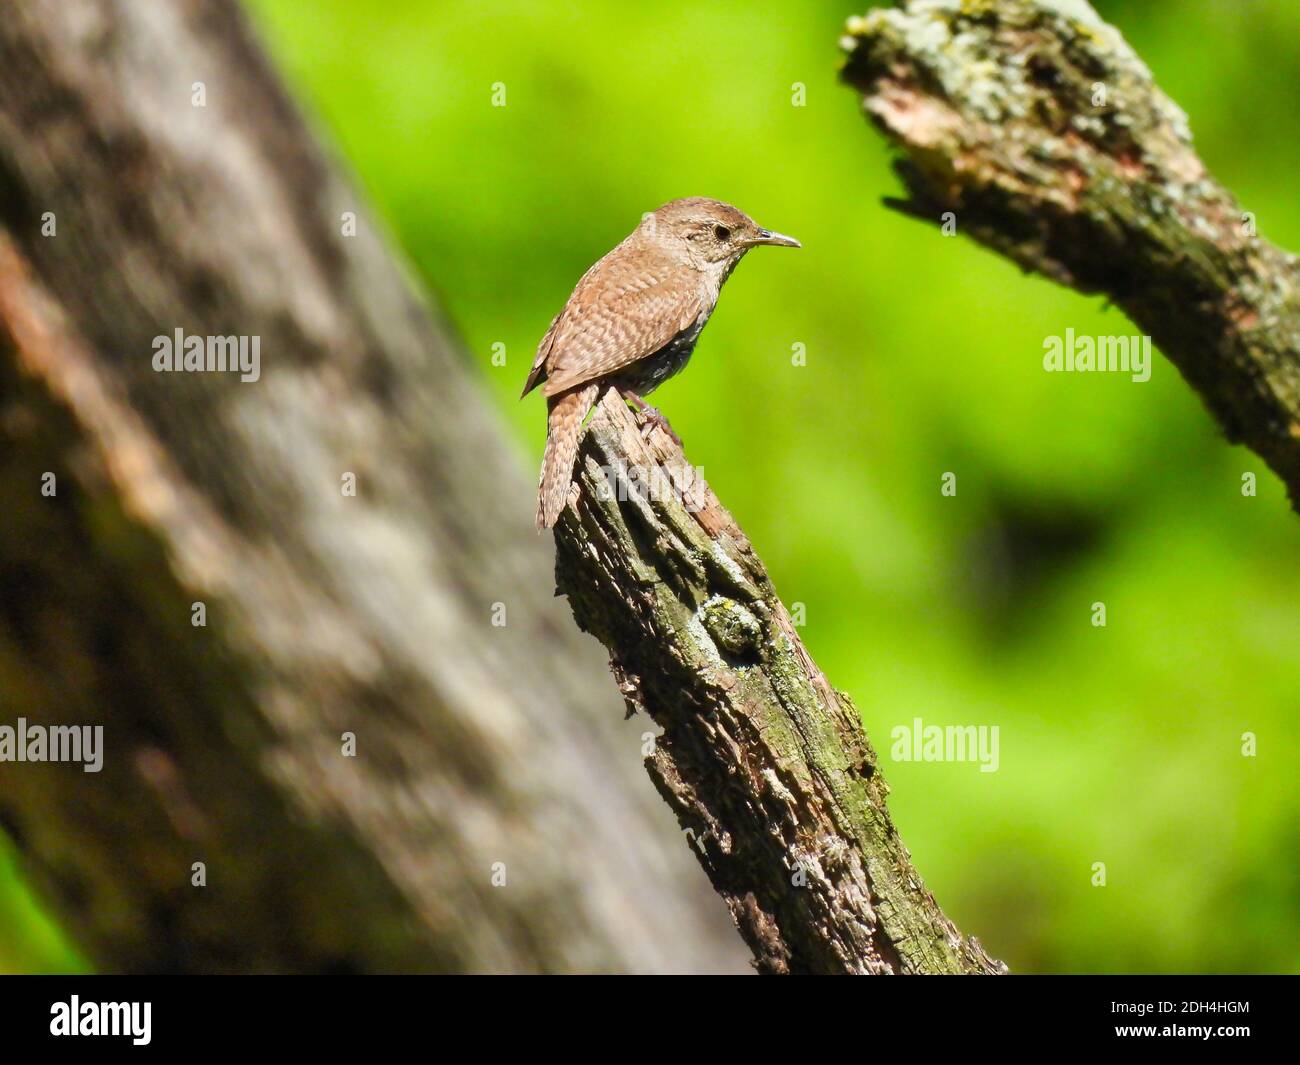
[522,197,800,529]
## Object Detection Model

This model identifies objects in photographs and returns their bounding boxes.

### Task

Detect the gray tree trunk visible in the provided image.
[0,0,745,974]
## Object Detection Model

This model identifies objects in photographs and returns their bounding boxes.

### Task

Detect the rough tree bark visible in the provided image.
[553,392,1007,974]
[0,0,745,973]
[839,0,1300,509]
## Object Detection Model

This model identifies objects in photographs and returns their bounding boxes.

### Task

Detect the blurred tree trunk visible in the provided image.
[0,0,745,974]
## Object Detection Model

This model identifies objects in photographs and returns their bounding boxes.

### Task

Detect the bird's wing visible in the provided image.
[539,259,702,397]
[520,313,560,398]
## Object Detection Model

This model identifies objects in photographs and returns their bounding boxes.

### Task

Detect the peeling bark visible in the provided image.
[840,0,1300,507]
[553,391,1006,974]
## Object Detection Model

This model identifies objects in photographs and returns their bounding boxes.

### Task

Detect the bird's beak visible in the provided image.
[751,228,801,248]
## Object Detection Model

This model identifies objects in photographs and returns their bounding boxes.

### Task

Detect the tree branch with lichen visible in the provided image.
[840,0,1300,509]
[552,391,1005,974]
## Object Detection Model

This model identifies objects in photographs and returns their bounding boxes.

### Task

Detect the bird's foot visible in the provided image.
[621,390,681,445]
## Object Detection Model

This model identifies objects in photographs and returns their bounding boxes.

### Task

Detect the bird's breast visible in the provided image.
[617,307,713,396]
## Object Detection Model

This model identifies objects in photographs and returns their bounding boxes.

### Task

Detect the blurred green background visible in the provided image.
[4,0,1297,974]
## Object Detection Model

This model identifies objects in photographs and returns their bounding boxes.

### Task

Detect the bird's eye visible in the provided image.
[714,225,731,241]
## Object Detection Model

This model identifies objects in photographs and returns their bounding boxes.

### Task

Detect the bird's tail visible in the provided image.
[537,383,600,530]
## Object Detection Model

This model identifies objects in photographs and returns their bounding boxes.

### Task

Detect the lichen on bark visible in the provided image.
[552,391,1006,974]
[840,0,1300,507]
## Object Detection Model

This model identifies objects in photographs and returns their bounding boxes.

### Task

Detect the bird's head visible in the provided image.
[641,197,800,268]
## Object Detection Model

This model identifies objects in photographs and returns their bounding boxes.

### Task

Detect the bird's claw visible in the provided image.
[638,407,681,446]
[621,390,682,446]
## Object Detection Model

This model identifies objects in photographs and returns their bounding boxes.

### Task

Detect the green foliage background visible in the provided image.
[3,0,1297,974]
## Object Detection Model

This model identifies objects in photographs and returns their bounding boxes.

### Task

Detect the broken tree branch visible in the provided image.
[840,0,1300,508]
[553,390,1006,974]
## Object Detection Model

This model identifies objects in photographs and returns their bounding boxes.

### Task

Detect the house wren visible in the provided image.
[522,197,800,529]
